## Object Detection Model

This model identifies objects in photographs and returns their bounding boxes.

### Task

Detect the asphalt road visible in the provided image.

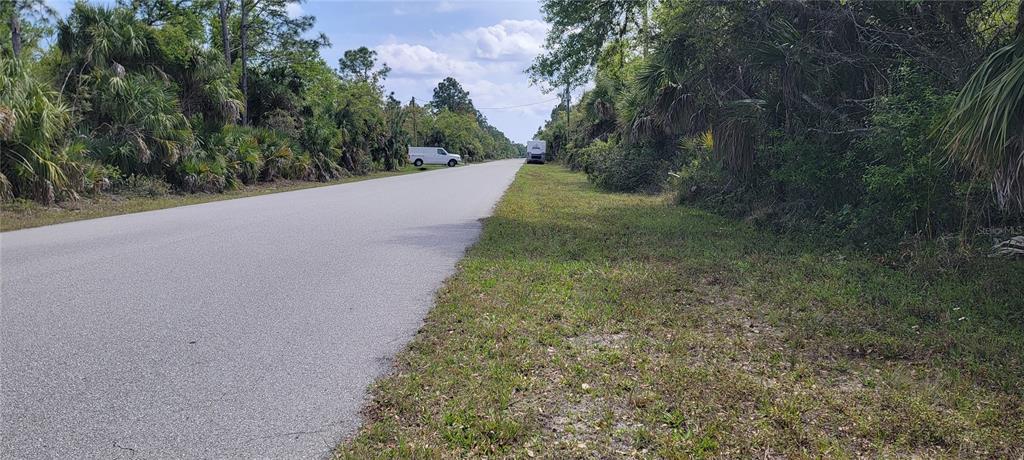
[0,159,523,459]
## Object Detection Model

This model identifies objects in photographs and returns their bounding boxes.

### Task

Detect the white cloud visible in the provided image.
[464,80,554,117]
[285,2,304,18]
[372,18,556,142]
[375,43,484,79]
[461,20,548,61]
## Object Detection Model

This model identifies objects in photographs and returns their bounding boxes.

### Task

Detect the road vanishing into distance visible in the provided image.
[1,159,523,459]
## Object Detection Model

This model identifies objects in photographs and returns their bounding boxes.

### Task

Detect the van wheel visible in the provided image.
[413,159,423,167]
[447,159,457,167]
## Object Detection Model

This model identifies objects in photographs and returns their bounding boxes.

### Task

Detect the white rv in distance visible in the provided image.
[408,146,462,167]
[525,140,546,164]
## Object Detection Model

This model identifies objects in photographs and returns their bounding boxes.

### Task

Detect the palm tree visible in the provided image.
[381,95,408,170]
[179,48,244,126]
[943,2,1024,211]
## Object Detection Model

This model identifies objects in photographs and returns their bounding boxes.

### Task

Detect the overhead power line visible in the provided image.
[475,97,563,110]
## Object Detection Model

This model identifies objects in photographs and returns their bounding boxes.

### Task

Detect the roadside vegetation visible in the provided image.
[0,166,435,231]
[530,0,1023,255]
[337,165,1023,458]
[1,0,521,214]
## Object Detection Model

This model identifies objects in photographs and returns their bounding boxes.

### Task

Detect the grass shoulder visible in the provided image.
[337,165,1023,458]
[0,166,443,232]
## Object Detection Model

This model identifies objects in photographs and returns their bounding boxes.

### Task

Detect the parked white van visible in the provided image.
[525,140,546,164]
[409,146,462,167]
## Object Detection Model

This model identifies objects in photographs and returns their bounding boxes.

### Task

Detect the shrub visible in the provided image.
[226,135,264,185]
[261,145,295,181]
[112,174,172,198]
[844,81,960,245]
[347,149,374,176]
[74,160,119,195]
[310,153,347,182]
[586,142,675,193]
[674,135,725,203]
[281,153,316,181]
[673,69,994,250]
[300,115,350,181]
[261,109,300,139]
[563,140,602,172]
[176,152,231,193]
[1,58,81,204]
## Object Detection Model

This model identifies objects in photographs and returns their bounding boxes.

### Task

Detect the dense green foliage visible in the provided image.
[533,0,1024,250]
[1,0,520,205]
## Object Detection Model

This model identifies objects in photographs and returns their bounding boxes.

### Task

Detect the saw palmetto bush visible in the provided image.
[176,151,230,193]
[209,126,264,185]
[175,49,244,128]
[0,58,91,204]
[58,4,196,175]
[300,115,348,181]
[85,69,194,173]
[244,129,306,181]
[942,3,1024,213]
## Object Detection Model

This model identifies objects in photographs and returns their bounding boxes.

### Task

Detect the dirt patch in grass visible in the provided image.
[335,165,1024,459]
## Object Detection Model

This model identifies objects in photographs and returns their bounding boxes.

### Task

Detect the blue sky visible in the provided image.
[51,0,560,143]
[306,0,558,142]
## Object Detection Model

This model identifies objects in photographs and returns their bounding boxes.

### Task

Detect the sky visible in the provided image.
[50,0,561,143]
[307,0,559,142]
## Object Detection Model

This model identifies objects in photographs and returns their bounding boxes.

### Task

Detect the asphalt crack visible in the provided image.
[112,440,137,458]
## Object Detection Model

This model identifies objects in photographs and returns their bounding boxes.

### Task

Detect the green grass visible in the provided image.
[0,166,440,232]
[336,165,1024,458]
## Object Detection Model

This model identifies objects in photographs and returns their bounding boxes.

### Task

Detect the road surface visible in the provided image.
[0,159,523,458]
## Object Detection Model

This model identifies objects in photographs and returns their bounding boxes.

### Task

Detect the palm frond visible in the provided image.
[712,99,765,176]
[942,35,1024,211]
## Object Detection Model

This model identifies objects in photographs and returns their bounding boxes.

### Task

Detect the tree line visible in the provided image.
[531,0,1023,250]
[1,0,522,204]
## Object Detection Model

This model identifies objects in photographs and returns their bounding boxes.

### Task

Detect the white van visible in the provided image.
[409,146,462,167]
[525,140,546,164]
